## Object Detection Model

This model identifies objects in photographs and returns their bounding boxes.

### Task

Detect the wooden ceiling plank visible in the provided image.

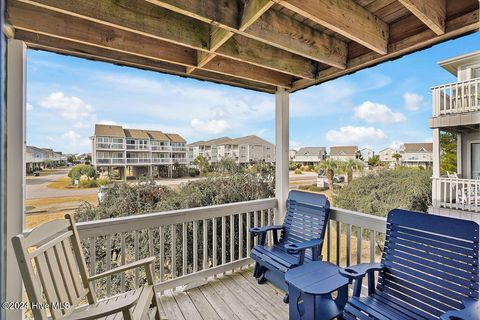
[8,1,292,87]
[398,0,446,35]
[277,0,389,54]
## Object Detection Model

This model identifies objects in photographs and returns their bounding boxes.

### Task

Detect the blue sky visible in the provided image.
[26,32,480,154]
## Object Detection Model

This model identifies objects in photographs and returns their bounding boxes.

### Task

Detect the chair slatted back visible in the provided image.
[282,190,330,256]
[379,209,479,320]
[12,214,96,320]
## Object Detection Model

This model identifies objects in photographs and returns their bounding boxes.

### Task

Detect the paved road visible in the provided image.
[289,171,317,184]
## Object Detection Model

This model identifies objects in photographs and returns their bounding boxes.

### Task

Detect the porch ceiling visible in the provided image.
[4,0,479,93]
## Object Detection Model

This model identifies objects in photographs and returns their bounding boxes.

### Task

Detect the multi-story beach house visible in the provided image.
[378,147,397,163]
[25,146,66,173]
[399,143,433,167]
[430,51,480,222]
[329,146,358,161]
[288,149,297,161]
[91,124,187,179]
[188,135,274,164]
[292,147,327,165]
[358,147,374,162]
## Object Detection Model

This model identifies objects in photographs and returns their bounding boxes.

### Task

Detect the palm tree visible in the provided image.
[392,153,402,166]
[317,160,337,190]
[193,155,209,175]
[340,159,364,183]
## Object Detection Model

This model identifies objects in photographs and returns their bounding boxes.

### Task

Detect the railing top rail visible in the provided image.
[431,77,480,90]
[329,206,387,233]
[76,198,277,239]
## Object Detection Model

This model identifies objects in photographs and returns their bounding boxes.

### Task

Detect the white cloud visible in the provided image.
[290,140,304,150]
[389,140,403,150]
[27,103,33,111]
[47,130,91,153]
[40,92,95,120]
[403,92,424,111]
[326,126,386,145]
[354,101,406,124]
[190,119,231,134]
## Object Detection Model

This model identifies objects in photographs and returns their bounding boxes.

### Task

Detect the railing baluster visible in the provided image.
[370,230,376,263]
[327,220,331,262]
[239,213,244,259]
[120,233,126,292]
[171,225,176,279]
[357,227,362,264]
[222,216,226,265]
[253,211,258,246]
[260,209,265,227]
[183,222,187,276]
[336,221,341,266]
[203,219,208,270]
[159,226,164,283]
[90,237,96,289]
[212,218,217,268]
[246,212,251,253]
[193,221,198,273]
[230,214,235,262]
[346,224,351,267]
[106,235,111,295]
[134,230,139,288]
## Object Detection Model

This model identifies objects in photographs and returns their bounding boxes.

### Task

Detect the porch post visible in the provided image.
[432,128,440,178]
[275,88,289,224]
[5,39,26,320]
[0,0,6,315]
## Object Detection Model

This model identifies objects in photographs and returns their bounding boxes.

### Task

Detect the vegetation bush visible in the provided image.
[68,164,96,182]
[79,179,98,188]
[289,162,301,170]
[189,168,200,177]
[298,184,326,192]
[333,167,432,217]
[294,169,302,174]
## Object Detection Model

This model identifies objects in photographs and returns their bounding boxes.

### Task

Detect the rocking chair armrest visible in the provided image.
[89,256,155,282]
[66,290,141,319]
[284,239,323,253]
[249,225,284,236]
[440,298,480,320]
[339,263,384,280]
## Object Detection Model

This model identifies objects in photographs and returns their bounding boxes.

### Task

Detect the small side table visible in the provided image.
[285,261,349,320]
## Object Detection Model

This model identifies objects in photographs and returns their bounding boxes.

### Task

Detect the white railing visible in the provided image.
[96,143,125,149]
[75,198,277,297]
[126,158,151,164]
[126,144,150,150]
[172,158,189,164]
[432,177,480,212]
[96,158,125,164]
[172,147,187,152]
[432,78,480,117]
[152,158,172,164]
[152,146,171,151]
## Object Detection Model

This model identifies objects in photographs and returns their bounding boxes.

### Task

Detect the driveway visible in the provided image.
[26,169,97,199]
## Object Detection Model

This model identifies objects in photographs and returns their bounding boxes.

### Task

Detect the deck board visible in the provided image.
[159,269,289,319]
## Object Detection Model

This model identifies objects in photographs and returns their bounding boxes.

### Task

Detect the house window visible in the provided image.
[473,67,480,79]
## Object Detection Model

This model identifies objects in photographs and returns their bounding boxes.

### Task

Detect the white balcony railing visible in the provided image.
[151,145,172,151]
[432,78,480,117]
[96,143,125,149]
[126,158,151,164]
[172,158,188,164]
[172,147,187,152]
[432,177,480,212]
[126,144,150,150]
[69,199,386,299]
[96,158,125,165]
[152,158,173,164]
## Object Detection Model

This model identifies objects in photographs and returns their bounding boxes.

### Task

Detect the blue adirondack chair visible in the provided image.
[249,190,330,302]
[340,209,479,320]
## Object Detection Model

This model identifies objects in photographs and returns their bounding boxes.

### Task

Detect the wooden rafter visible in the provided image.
[146,0,347,69]
[398,0,446,35]
[277,0,389,55]
[8,1,293,88]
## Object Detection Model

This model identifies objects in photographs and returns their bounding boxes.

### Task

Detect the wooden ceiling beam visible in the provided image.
[398,0,446,35]
[13,0,309,79]
[146,0,347,69]
[7,1,293,88]
[277,0,389,55]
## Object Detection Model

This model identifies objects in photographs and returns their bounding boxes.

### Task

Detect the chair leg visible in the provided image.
[257,273,267,284]
[283,293,289,304]
[253,262,262,278]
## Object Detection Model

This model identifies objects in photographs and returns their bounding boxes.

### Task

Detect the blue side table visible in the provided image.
[285,261,349,320]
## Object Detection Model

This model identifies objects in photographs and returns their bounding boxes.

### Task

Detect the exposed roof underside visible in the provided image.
[5,0,479,94]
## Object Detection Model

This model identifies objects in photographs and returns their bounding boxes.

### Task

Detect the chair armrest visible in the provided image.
[339,263,384,280]
[284,239,322,253]
[66,290,141,319]
[440,299,480,320]
[249,225,284,236]
[89,257,155,282]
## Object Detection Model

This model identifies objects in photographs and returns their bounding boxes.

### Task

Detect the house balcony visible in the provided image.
[172,158,189,164]
[126,158,151,164]
[96,158,126,165]
[96,142,125,150]
[151,145,172,152]
[432,78,480,117]
[432,177,480,216]
[69,199,385,319]
[126,144,150,151]
[172,147,187,152]
[152,158,173,164]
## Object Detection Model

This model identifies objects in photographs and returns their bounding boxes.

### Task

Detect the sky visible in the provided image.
[26,32,480,154]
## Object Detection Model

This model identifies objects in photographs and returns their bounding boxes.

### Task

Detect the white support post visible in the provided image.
[457,133,462,176]
[432,128,440,178]
[5,39,26,320]
[0,1,6,315]
[275,88,289,224]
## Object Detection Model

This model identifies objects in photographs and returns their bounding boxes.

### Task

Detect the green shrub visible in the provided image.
[79,179,98,188]
[333,167,432,217]
[97,177,109,186]
[189,168,200,177]
[294,169,302,174]
[68,164,96,182]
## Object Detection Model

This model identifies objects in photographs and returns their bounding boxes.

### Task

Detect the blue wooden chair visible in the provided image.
[249,190,330,302]
[340,209,479,320]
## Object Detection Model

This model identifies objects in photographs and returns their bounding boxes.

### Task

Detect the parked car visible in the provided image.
[97,185,109,203]
[33,169,40,177]
[333,175,345,183]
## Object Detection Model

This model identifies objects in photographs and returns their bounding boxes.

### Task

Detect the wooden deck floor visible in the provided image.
[158,269,289,320]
